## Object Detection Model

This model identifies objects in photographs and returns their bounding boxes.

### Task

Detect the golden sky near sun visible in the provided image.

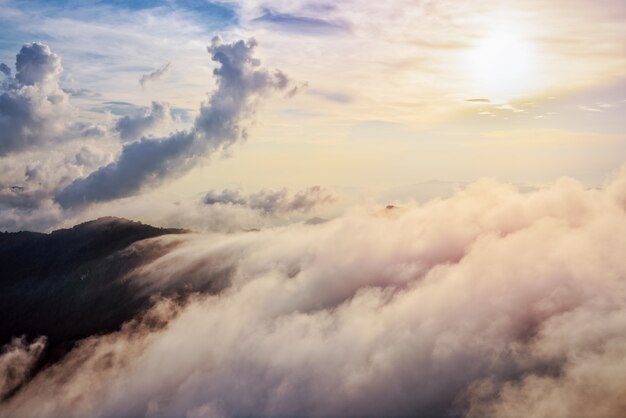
[1,0,625,206]
[151,0,626,199]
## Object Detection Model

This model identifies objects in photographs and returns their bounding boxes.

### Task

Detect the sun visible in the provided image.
[468,25,536,99]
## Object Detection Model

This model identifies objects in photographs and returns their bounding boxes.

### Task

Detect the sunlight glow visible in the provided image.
[468,24,536,99]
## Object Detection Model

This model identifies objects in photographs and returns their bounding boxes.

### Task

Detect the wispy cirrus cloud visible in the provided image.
[139,62,171,87]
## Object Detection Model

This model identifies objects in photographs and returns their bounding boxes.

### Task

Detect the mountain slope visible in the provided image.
[0,217,189,380]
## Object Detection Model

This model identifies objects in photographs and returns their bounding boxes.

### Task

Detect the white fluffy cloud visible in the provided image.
[2,167,626,417]
[0,43,115,221]
[0,43,72,156]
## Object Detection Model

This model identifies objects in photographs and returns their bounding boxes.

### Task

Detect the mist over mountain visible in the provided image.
[0,217,190,390]
[1,169,626,417]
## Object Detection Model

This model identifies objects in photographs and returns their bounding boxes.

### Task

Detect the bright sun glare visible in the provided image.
[469,25,535,98]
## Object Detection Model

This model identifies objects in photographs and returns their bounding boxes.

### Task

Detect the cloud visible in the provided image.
[4,169,626,416]
[0,141,112,226]
[203,188,247,206]
[578,105,603,112]
[0,64,10,77]
[61,88,101,99]
[0,337,46,399]
[465,98,491,103]
[0,184,50,210]
[73,146,110,168]
[204,186,336,214]
[91,101,141,116]
[55,132,195,208]
[252,8,351,35]
[139,62,171,88]
[114,101,172,141]
[55,37,292,209]
[0,43,72,156]
[48,187,336,235]
[307,88,353,103]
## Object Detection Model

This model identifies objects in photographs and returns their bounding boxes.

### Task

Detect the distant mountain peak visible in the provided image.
[52,217,188,236]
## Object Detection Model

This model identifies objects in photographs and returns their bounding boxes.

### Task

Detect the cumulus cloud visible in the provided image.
[55,132,195,208]
[14,43,62,86]
[114,101,171,141]
[4,169,626,417]
[139,62,171,88]
[203,185,335,214]
[55,37,292,209]
[0,43,71,156]
[0,140,113,227]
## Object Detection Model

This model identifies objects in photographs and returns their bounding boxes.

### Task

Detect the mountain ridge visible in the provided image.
[0,216,191,393]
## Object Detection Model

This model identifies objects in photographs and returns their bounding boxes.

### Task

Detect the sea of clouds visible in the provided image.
[2,165,626,417]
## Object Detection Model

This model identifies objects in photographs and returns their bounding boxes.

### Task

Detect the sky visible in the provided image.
[3,2,626,416]
[0,0,625,231]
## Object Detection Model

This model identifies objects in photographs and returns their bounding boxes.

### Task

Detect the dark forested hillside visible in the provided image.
[0,217,188,377]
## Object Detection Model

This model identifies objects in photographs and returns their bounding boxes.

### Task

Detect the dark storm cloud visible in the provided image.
[55,37,292,209]
[115,101,171,141]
